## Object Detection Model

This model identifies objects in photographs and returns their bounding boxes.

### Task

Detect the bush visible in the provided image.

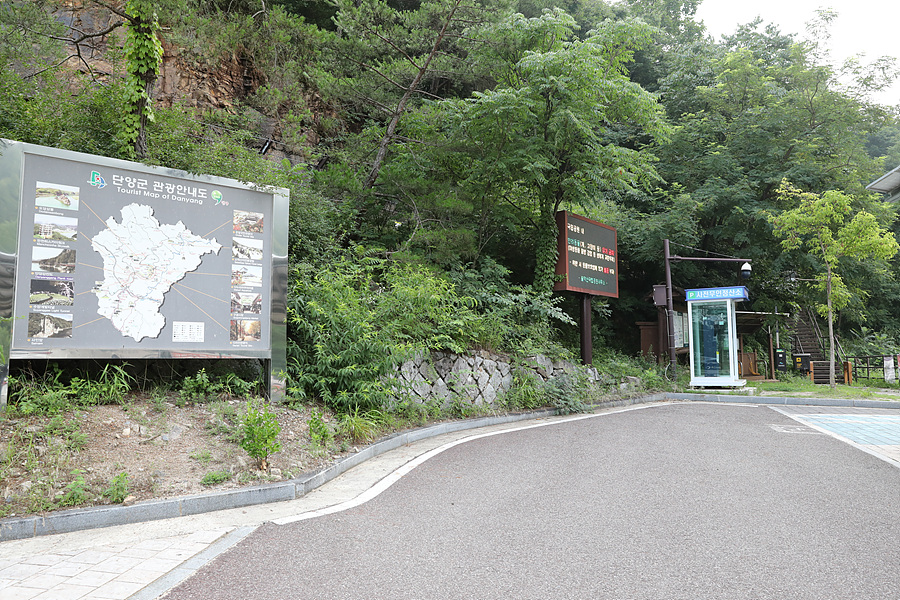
[286,249,492,411]
[843,326,900,356]
[592,350,667,392]
[103,472,130,504]
[307,410,334,448]
[545,371,590,415]
[286,252,399,411]
[285,248,574,413]
[447,259,575,357]
[239,401,282,471]
[337,407,382,444]
[60,470,91,507]
[502,369,547,410]
[8,363,134,415]
[179,368,223,404]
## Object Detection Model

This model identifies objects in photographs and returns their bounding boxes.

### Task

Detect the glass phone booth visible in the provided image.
[686,287,748,388]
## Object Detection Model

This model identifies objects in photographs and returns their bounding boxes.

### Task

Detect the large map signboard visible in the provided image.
[0,140,288,405]
[553,211,618,297]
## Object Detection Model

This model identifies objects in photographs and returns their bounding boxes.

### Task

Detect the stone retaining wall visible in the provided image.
[384,351,599,407]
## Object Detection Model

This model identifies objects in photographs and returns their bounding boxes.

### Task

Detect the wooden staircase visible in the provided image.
[810,361,846,384]
[792,309,846,384]
[791,309,825,362]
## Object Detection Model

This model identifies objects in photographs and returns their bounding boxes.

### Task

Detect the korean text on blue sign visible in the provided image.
[685,287,749,301]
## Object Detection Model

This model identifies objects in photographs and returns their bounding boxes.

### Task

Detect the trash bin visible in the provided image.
[794,353,811,374]
[775,349,787,372]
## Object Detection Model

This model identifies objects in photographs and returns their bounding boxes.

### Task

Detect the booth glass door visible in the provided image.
[690,301,731,379]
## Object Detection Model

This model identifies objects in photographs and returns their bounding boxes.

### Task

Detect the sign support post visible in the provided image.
[580,294,592,365]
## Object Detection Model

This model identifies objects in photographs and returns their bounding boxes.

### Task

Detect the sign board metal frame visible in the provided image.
[0,139,289,408]
[553,211,618,297]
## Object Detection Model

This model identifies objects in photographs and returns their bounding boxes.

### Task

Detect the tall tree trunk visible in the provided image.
[362,0,463,190]
[134,80,152,158]
[122,0,162,159]
[827,264,835,389]
[533,191,561,297]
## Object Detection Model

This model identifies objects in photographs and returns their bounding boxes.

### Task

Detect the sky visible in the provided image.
[693,0,900,105]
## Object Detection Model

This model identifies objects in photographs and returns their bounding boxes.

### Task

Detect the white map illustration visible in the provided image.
[92,203,222,341]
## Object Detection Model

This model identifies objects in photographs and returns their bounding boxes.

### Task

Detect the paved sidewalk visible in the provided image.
[2,401,900,600]
[0,529,225,600]
[774,406,900,465]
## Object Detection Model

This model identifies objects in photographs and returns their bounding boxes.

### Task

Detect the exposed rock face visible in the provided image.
[51,2,262,109]
[155,41,264,112]
[48,2,308,164]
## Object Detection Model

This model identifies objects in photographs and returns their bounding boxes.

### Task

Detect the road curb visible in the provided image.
[2,406,574,542]
[3,390,898,541]
[667,392,900,409]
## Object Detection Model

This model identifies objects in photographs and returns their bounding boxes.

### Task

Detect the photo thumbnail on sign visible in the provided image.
[230,319,261,342]
[233,210,264,233]
[35,182,79,211]
[231,292,263,314]
[34,213,78,241]
[28,312,73,338]
[232,265,263,287]
[31,247,76,274]
[30,276,74,307]
[232,237,264,261]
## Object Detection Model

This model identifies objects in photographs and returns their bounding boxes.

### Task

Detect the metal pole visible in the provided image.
[664,239,677,378]
[774,304,780,348]
[662,240,751,381]
[580,293,592,365]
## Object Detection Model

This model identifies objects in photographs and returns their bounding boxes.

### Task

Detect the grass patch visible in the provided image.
[740,374,900,400]
[200,470,232,486]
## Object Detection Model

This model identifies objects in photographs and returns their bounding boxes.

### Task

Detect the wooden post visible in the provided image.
[768,327,775,380]
[580,294,592,366]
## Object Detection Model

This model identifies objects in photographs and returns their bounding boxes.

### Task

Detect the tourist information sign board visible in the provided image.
[0,139,289,406]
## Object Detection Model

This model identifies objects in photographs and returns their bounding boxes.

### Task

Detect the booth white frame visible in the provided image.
[687,297,745,388]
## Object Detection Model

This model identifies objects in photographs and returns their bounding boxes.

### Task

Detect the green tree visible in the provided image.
[770,181,899,388]
[120,0,163,158]
[640,17,895,324]
[447,13,670,296]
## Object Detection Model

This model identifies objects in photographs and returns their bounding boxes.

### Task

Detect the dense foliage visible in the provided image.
[3,0,900,409]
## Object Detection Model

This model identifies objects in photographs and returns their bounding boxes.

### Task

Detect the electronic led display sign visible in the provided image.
[553,211,618,297]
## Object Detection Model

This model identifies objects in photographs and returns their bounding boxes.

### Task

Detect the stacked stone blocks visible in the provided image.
[385,350,599,408]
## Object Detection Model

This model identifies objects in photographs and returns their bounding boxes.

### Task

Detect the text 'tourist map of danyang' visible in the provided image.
[91,203,222,341]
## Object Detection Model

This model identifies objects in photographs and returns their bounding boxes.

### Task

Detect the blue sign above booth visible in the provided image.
[685,286,749,301]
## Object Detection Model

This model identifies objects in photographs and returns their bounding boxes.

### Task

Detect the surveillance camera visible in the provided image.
[740,262,752,280]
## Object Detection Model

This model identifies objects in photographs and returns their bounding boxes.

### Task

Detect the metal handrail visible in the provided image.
[805,307,848,363]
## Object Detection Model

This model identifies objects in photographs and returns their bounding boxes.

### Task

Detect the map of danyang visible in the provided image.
[91,203,222,341]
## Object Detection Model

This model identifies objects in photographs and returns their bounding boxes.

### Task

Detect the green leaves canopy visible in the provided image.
[446,14,670,293]
[770,181,899,386]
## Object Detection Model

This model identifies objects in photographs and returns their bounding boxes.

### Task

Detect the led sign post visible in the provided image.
[554,211,618,297]
[554,211,619,364]
[0,140,289,409]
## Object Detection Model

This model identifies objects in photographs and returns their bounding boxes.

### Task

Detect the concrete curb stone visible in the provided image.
[668,392,900,410]
[3,390,898,542]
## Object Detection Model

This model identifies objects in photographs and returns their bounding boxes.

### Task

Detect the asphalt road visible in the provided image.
[163,403,900,599]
